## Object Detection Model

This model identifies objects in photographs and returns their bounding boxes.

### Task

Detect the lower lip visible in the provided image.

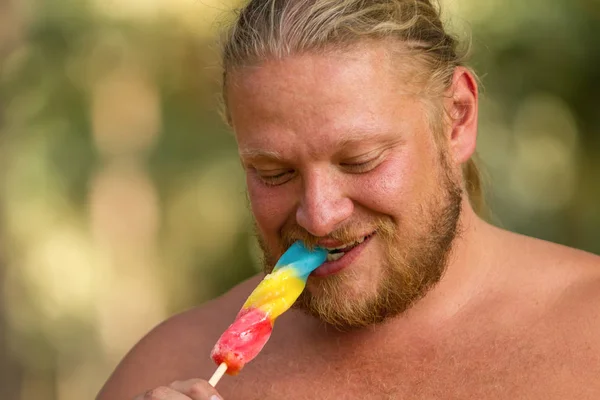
[312,233,375,277]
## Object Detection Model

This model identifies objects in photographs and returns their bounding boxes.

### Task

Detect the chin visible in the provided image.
[306,273,379,300]
[304,258,385,314]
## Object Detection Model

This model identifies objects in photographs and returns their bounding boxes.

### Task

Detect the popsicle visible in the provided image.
[208,241,327,385]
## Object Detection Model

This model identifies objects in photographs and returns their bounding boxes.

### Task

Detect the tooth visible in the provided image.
[330,244,349,250]
[326,252,345,261]
[325,235,370,251]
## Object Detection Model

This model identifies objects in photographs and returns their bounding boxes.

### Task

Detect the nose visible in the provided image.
[295,171,354,237]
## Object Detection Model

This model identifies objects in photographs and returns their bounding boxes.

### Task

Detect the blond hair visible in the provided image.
[220,0,485,214]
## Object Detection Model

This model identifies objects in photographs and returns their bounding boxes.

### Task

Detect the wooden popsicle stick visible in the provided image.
[208,362,228,387]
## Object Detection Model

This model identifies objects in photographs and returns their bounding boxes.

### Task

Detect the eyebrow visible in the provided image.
[239,148,285,162]
[335,127,403,148]
[238,128,402,162]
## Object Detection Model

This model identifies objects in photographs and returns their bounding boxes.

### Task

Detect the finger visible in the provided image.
[169,379,223,400]
[133,385,191,399]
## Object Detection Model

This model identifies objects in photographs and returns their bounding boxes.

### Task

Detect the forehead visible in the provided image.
[226,43,425,157]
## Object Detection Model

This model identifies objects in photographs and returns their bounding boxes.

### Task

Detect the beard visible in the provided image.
[255,153,463,331]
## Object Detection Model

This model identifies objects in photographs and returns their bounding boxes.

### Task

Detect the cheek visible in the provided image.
[247,177,295,235]
[351,156,416,214]
[350,149,440,221]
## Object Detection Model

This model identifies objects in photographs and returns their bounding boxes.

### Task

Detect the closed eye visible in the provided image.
[340,158,379,174]
[255,169,296,186]
[339,146,391,174]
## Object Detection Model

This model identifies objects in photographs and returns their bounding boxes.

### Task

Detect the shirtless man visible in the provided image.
[97,1,600,399]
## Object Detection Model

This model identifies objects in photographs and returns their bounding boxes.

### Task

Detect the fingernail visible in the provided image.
[210,396,222,400]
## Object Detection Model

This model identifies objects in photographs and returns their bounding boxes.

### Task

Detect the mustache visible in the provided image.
[280,217,397,249]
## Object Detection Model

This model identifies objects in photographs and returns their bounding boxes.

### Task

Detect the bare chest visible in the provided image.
[216,329,600,400]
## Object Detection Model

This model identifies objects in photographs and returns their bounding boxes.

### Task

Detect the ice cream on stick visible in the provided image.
[208,241,327,385]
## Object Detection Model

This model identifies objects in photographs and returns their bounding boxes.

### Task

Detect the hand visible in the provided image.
[134,379,223,400]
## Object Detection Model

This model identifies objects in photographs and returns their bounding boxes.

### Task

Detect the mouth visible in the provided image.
[311,232,376,277]
[323,232,375,261]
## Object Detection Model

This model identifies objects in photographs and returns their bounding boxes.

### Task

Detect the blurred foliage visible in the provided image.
[0,0,598,399]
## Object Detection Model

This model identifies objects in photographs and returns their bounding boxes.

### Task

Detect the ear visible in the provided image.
[445,67,479,165]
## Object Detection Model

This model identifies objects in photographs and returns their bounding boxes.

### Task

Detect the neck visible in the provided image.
[406,202,498,324]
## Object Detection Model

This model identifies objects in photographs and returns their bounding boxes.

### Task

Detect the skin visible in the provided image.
[97,42,600,400]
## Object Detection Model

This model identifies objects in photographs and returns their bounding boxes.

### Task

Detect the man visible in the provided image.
[97,0,600,399]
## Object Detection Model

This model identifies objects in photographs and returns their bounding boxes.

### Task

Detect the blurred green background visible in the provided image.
[0,0,598,398]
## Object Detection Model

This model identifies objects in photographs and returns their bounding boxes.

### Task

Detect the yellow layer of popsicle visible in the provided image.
[242,267,306,321]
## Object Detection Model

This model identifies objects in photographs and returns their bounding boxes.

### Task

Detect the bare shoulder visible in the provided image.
[515,231,600,277]
[501,228,600,322]
[540,241,600,352]
[495,224,600,277]
[546,241,600,324]
[96,275,262,400]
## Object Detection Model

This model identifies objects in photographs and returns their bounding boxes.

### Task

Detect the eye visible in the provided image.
[255,169,296,186]
[340,159,378,174]
[340,148,390,174]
